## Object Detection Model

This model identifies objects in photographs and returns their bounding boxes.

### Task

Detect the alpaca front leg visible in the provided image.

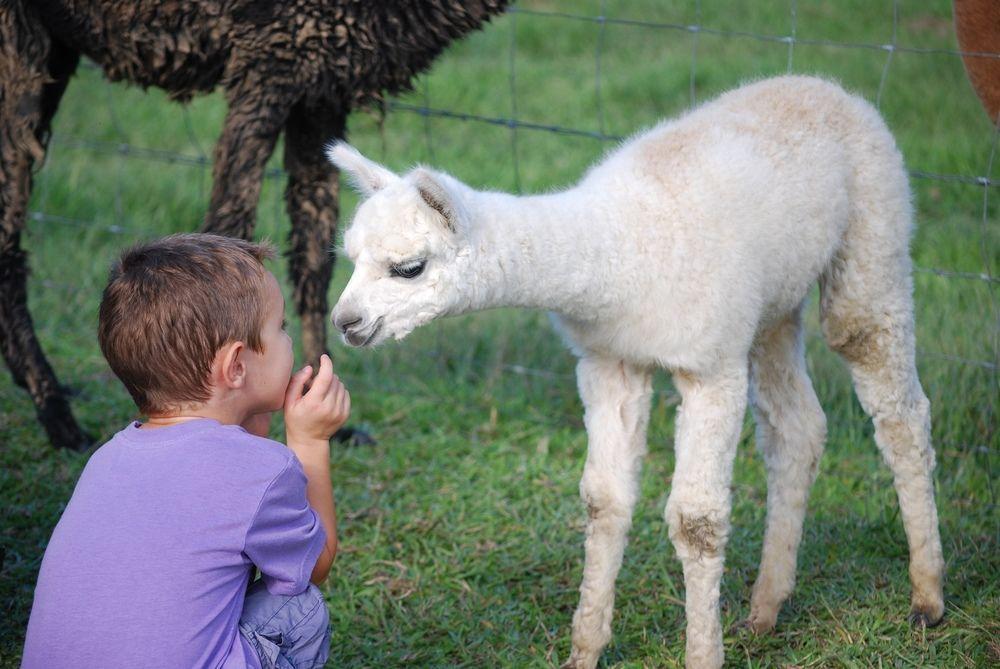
[283,102,346,366]
[563,357,653,669]
[665,368,748,669]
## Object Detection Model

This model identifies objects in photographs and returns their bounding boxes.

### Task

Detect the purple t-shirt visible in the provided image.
[22,419,326,669]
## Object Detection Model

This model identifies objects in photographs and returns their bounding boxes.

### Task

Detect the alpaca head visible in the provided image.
[327,143,471,347]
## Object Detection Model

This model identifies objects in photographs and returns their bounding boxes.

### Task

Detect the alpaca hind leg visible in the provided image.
[283,103,346,366]
[819,110,943,625]
[665,366,748,669]
[822,280,944,626]
[202,87,287,239]
[563,357,653,669]
[745,307,827,633]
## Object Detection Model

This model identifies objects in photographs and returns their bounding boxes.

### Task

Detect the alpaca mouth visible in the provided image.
[345,317,383,347]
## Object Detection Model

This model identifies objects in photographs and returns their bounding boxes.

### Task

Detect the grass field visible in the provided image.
[2,1,998,666]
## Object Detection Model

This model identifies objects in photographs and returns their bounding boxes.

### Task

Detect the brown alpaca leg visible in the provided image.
[0,7,88,449]
[283,105,372,446]
[202,92,287,239]
[283,103,346,366]
[954,0,1000,123]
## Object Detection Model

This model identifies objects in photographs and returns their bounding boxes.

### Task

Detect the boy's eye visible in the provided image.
[389,259,426,279]
[281,320,287,330]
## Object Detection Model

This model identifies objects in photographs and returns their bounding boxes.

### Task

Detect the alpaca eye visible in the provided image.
[389,259,426,279]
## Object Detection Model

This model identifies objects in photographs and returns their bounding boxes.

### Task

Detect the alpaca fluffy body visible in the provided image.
[328,75,945,669]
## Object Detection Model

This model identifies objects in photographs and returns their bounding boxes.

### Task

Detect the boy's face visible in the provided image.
[244,272,294,413]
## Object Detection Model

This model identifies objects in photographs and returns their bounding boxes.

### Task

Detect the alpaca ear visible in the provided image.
[411,168,463,233]
[326,142,400,196]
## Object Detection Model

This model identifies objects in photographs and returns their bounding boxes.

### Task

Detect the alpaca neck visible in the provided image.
[457,184,609,318]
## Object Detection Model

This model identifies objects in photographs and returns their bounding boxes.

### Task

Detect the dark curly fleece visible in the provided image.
[0,0,508,448]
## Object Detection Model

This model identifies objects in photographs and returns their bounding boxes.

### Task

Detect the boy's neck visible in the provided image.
[140,397,255,430]
[140,414,214,429]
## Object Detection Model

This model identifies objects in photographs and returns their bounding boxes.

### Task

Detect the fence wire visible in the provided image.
[24,1,1000,443]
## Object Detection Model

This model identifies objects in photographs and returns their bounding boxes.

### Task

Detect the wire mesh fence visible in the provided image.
[22,1,998,454]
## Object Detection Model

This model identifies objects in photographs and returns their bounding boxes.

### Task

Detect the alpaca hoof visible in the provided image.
[39,406,94,451]
[560,650,598,669]
[737,601,778,635]
[59,383,83,398]
[729,619,751,635]
[909,608,943,629]
[332,426,376,446]
[732,615,775,636]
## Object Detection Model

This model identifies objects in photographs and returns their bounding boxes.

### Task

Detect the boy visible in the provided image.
[22,233,349,669]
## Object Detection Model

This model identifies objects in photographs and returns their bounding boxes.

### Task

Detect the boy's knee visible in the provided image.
[298,584,331,638]
[240,582,330,669]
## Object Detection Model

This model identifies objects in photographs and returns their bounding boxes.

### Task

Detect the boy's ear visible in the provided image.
[326,142,401,197]
[216,341,246,390]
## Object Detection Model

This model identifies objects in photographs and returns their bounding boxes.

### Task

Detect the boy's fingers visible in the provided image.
[324,382,343,411]
[330,384,348,414]
[328,375,344,400]
[306,354,334,398]
[320,378,344,410]
[284,365,313,405]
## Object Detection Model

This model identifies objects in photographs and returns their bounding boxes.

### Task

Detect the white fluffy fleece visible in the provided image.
[327,75,944,669]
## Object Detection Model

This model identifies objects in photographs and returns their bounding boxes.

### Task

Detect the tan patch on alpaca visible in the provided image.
[678,513,722,557]
[634,125,704,191]
[828,325,884,365]
[822,306,891,368]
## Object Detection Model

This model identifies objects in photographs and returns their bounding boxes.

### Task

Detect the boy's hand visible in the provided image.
[284,354,351,445]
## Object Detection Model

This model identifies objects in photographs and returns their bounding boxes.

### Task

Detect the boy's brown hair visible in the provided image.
[98,233,276,415]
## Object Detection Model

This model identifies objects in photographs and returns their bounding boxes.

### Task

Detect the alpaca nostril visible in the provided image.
[335,315,362,333]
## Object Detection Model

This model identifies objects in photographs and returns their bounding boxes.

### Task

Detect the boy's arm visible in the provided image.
[286,437,338,583]
[284,356,350,584]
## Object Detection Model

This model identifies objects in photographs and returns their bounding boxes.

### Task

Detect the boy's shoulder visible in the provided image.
[98,419,298,480]
[209,424,292,463]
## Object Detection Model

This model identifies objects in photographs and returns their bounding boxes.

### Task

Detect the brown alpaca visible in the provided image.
[954,0,1000,123]
[0,0,508,449]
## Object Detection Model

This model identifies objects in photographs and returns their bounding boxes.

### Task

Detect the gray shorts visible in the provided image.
[239,580,331,669]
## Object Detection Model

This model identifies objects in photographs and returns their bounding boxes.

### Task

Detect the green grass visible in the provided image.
[2,1,998,666]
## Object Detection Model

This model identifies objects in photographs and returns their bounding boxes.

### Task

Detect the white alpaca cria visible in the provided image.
[327,75,945,669]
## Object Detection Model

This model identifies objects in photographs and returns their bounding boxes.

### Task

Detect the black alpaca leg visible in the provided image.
[283,102,345,366]
[202,92,288,239]
[0,7,88,449]
[0,243,90,450]
[284,104,373,447]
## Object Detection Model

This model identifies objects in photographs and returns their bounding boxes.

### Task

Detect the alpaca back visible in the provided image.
[559,76,910,370]
[33,0,509,104]
[35,0,230,97]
